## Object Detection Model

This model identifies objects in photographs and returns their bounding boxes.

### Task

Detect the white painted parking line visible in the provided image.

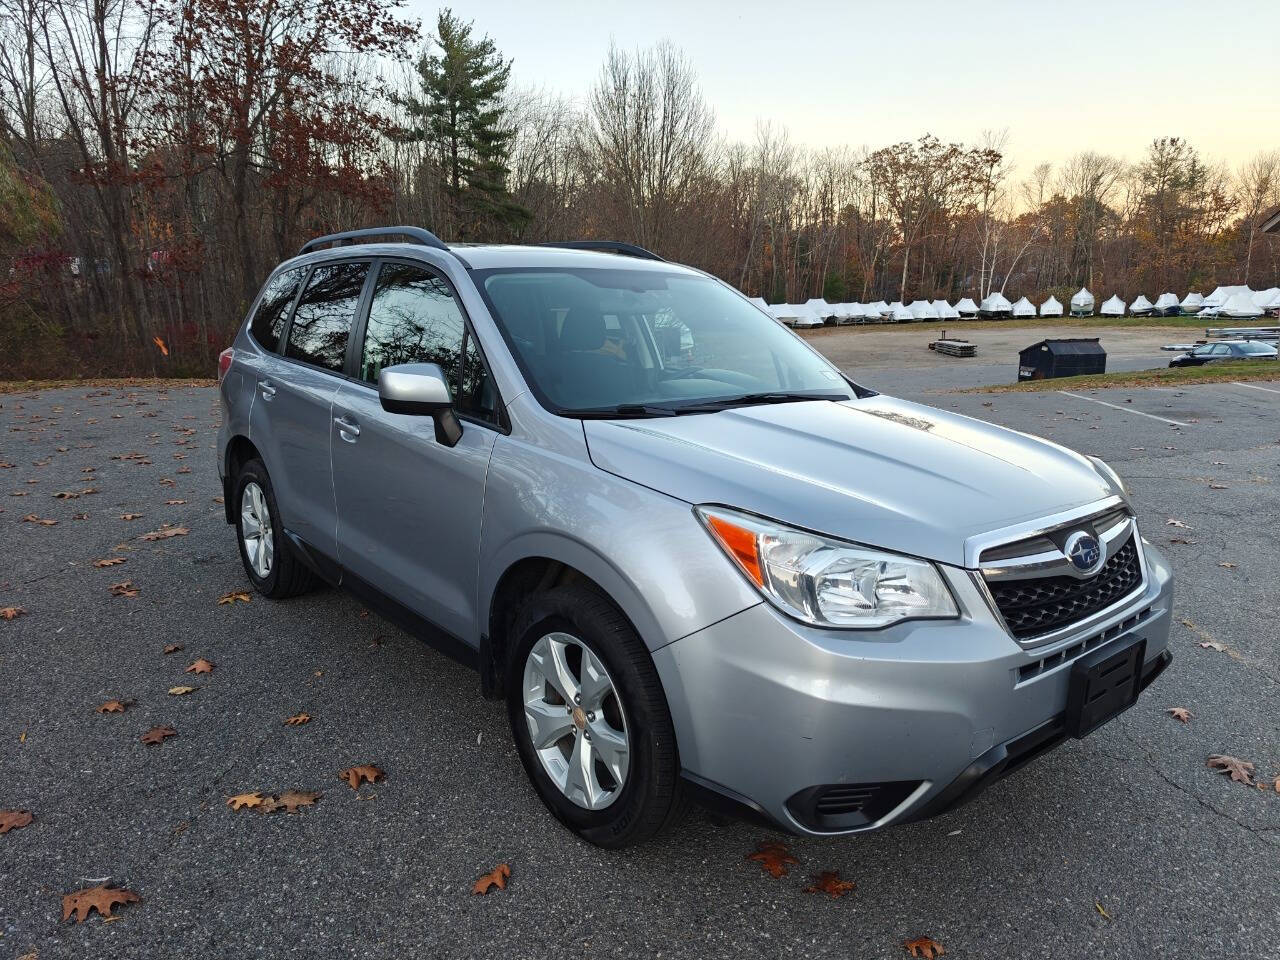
[1057,391,1190,427]
[1231,381,1280,395]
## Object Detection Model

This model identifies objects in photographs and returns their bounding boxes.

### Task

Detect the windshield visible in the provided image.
[475,267,854,414]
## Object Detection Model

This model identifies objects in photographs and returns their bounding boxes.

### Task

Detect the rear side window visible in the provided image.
[249,267,304,352]
[359,263,465,383]
[285,261,369,373]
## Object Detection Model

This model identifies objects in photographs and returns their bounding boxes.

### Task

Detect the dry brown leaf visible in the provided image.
[120,513,143,521]
[226,792,266,811]
[167,685,197,696]
[1095,901,1112,920]
[217,591,251,605]
[52,490,80,499]
[96,699,130,714]
[339,764,385,790]
[109,580,139,597]
[283,713,311,726]
[803,870,856,898]
[1166,707,1192,724]
[0,809,34,834]
[472,862,511,895]
[185,658,214,674]
[164,499,186,505]
[2,606,28,620]
[162,643,183,655]
[1198,640,1227,652]
[1164,518,1191,528]
[140,725,177,746]
[904,936,945,959]
[139,524,188,541]
[61,884,140,923]
[94,557,127,568]
[747,841,799,878]
[1207,755,1254,784]
[159,478,175,487]
[260,790,320,814]
[22,514,57,525]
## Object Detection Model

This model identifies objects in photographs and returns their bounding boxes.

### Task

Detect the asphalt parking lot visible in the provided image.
[2,369,1278,959]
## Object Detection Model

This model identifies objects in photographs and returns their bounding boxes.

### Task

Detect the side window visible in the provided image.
[285,261,369,373]
[249,267,304,353]
[359,262,465,384]
[459,331,499,424]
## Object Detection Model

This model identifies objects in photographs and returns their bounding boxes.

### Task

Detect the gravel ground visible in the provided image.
[1,366,1277,960]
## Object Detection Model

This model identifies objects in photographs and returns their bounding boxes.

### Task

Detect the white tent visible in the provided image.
[769,304,802,326]
[954,297,979,318]
[1256,289,1280,315]
[888,301,914,322]
[867,300,891,321]
[908,299,940,321]
[1252,287,1280,310]
[1099,295,1127,317]
[1204,285,1251,308]
[1070,287,1095,316]
[1154,292,1179,315]
[831,302,855,324]
[933,299,960,319]
[1039,295,1063,317]
[1220,291,1263,319]
[1180,292,1204,313]
[1129,294,1155,316]
[979,292,1012,318]
[1011,296,1036,318]
[805,298,835,324]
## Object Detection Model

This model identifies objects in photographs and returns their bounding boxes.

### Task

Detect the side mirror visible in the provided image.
[378,363,463,447]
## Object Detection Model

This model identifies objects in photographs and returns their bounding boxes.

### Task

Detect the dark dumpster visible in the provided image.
[1017,338,1106,381]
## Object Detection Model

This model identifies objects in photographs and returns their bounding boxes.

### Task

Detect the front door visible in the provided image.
[331,260,502,644]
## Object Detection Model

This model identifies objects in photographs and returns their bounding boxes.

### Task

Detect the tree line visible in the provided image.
[1,0,1277,377]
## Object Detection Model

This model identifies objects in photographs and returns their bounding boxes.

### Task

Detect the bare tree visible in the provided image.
[1235,150,1280,283]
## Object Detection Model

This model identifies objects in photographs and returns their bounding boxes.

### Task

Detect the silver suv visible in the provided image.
[216,227,1173,847]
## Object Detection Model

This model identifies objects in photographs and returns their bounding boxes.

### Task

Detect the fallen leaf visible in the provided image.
[1198,640,1227,652]
[94,557,127,567]
[1209,484,1228,490]
[1219,562,1237,569]
[61,884,140,923]
[162,643,183,655]
[0,809,34,834]
[167,685,197,696]
[185,658,214,675]
[904,936,945,959]
[140,725,177,746]
[803,870,856,898]
[2,606,28,620]
[747,841,799,878]
[164,499,186,505]
[1095,901,1112,921]
[260,790,320,814]
[97,699,130,714]
[472,863,511,895]
[217,591,251,605]
[283,713,311,726]
[22,514,57,525]
[1166,707,1192,724]
[1165,518,1191,529]
[153,335,168,356]
[339,764,385,790]
[120,513,143,521]
[139,524,188,541]
[108,581,139,597]
[1207,755,1254,784]
[226,792,266,811]
[52,490,80,500]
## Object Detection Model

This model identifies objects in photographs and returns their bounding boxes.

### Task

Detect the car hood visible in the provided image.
[582,396,1115,568]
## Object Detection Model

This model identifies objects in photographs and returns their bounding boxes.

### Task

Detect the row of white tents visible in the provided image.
[754,284,1280,327]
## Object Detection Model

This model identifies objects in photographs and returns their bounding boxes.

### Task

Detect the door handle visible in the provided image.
[334,415,360,441]
[257,380,276,400]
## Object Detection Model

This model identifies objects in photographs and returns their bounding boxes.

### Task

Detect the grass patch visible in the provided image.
[966,361,1280,393]
[0,377,217,395]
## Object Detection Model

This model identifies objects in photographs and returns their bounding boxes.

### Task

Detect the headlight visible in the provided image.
[1088,456,1128,496]
[696,506,958,629]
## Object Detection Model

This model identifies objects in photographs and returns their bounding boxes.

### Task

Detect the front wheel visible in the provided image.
[505,585,685,847]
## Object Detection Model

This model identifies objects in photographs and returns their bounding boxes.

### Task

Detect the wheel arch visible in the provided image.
[222,434,262,524]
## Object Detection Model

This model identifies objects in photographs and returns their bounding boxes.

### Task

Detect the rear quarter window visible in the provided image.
[249,267,305,353]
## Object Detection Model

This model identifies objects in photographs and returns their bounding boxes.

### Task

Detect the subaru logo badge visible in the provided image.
[1065,531,1104,576]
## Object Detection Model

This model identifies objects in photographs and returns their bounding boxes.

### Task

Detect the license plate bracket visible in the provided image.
[1066,634,1146,738]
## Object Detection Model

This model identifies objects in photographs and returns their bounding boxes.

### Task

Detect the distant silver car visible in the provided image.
[216,227,1173,846]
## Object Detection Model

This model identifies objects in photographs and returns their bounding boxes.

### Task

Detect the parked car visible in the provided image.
[216,227,1174,847]
[1168,340,1277,367]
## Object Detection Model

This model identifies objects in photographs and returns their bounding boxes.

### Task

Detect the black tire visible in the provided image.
[233,458,317,599]
[505,584,686,848]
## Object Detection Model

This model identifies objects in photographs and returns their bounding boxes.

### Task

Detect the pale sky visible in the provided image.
[403,0,1279,178]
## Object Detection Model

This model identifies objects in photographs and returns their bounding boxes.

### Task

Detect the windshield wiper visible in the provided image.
[672,390,850,413]
[573,403,680,419]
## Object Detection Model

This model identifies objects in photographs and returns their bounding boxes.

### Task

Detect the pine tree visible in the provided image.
[404,9,530,239]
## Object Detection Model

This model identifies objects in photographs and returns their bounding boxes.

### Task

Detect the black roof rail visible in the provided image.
[535,240,664,262]
[297,226,449,257]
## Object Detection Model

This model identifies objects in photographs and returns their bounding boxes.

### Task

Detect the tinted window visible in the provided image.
[1237,342,1274,355]
[286,262,369,373]
[360,263,465,383]
[459,331,498,423]
[249,267,304,352]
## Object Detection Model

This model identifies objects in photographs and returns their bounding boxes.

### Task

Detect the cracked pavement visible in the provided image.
[1,367,1278,959]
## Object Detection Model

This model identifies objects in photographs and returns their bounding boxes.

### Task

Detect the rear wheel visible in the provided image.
[506,584,685,847]
[233,458,317,599]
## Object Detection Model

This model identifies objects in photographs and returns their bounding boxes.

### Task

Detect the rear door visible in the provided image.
[260,259,371,558]
[331,259,501,643]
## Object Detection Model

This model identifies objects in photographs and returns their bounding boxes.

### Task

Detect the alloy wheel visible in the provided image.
[240,480,274,579]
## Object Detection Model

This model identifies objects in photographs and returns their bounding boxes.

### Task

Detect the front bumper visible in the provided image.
[654,540,1174,835]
